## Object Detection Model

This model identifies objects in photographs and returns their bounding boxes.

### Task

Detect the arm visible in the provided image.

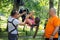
[19,22,25,26]
[26,15,30,19]
[52,17,59,36]
[49,26,59,40]
[52,26,59,36]
[32,15,35,20]
[19,12,26,17]
[14,19,25,26]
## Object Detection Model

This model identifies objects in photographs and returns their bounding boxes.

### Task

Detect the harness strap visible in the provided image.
[8,19,17,34]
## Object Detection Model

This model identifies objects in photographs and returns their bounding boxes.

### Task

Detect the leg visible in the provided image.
[30,25,34,31]
[23,25,25,32]
[30,27,33,31]
[8,34,18,40]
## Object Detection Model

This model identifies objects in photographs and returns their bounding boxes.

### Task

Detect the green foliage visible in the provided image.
[0,0,59,31]
[0,0,58,19]
[0,0,59,39]
[0,0,58,30]
[0,0,13,17]
[24,0,49,19]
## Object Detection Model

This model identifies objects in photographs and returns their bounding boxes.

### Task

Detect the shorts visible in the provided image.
[8,34,18,40]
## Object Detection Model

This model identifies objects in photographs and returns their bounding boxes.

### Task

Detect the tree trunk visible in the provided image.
[57,0,60,17]
[0,0,2,8]
[13,0,24,11]
[49,0,54,9]
[13,0,19,11]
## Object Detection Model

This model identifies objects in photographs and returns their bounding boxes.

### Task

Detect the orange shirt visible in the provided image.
[45,16,59,38]
[59,19,60,25]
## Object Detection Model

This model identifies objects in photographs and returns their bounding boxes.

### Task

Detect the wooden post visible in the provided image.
[33,17,40,38]
[33,25,39,38]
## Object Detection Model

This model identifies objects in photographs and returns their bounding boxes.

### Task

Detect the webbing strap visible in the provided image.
[8,19,17,34]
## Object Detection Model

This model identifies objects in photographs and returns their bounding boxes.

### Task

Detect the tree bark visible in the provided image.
[13,0,24,11]
[0,0,1,7]
[57,0,60,17]
[49,0,54,9]
[13,0,19,11]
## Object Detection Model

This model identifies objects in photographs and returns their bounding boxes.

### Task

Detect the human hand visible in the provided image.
[22,12,26,15]
[49,36,54,40]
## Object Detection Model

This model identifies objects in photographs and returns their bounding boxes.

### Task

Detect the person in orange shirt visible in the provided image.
[44,8,60,40]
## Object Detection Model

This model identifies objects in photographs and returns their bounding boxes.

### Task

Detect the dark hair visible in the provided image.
[11,10,17,16]
[23,9,26,12]
[19,9,26,14]
[19,8,29,14]
[35,17,40,24]
[19,9,23,13]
